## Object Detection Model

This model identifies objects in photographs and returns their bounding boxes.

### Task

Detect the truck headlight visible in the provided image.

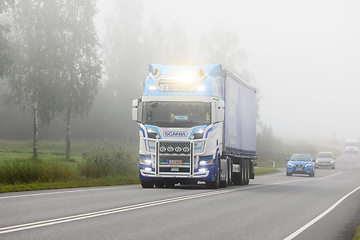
[193,129,204,139]
[199,159,213,166]
[140,158,152,165]
[146,128,158,139]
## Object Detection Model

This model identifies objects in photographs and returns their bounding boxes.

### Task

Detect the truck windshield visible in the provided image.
[142,101,211,127]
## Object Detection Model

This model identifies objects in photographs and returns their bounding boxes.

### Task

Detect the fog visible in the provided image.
[1,1,359,144]
[99,0,360,143]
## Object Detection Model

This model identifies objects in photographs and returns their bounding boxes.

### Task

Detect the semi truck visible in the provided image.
[132,64,257,188]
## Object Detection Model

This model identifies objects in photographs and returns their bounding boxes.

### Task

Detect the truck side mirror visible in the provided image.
[132,99,140,122]
[215,100,225,123]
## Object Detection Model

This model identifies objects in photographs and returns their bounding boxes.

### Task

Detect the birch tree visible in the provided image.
[8,0,101,159]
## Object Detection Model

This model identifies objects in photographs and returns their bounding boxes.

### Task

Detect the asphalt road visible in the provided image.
[1,152,360,240]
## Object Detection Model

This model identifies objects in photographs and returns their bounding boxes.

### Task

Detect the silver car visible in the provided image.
[315,152,335,169]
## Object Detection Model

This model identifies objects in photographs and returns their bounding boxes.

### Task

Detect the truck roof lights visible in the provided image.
[149,72,208,93]
[162,74,197,83]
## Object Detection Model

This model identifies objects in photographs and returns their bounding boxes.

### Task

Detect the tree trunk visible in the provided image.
[65,108,71,160]
[33,91,38,160]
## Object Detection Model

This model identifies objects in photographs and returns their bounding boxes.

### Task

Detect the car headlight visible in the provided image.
[287,163,294,167]
[304,164,312,168]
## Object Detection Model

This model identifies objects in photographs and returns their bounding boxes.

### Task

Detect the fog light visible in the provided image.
[145,167,152,171]
[199,168,206,172]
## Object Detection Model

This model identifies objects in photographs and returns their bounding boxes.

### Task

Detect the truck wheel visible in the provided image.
[244,159,250,185]
[241,159,246,185]
[219,169,228,188]
[206,160,220,189]
[141,180,154,188]
[233,159,242,185]
[219,157,228,188]
[228,159,233,186]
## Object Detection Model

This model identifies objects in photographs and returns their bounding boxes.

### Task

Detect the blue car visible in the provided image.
[286,154,315,177]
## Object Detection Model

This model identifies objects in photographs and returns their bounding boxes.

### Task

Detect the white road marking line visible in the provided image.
[0,187,250,234]
[0,177,325,235]
[283,185,360,240]
[316,172,343,180]
[0,185,137,200]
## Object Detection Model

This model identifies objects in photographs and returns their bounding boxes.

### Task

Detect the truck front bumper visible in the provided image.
[139,164,214,181]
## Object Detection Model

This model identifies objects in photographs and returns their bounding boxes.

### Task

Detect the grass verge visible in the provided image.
[0,176,140,193]
[353,223,360,240]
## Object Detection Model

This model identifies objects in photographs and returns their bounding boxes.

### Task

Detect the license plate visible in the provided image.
[167,160,183,165]
[296,168,303,171]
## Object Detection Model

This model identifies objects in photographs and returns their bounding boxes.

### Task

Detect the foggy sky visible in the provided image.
[96,0,360,143]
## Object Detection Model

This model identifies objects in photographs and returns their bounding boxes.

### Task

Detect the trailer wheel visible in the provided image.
[241,159,246,185]
[233,161,242,185]
[244,159,250,185]
[141,180,154,188]
[228,158,233,186]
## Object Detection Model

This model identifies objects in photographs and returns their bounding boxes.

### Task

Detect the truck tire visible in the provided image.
[219,157,228,188]
[228,158,233,186]
[141,180,154,188]
[233,158,242,185]
[206,160,220,189]
[244,159,250,185]
[241,159,246,185]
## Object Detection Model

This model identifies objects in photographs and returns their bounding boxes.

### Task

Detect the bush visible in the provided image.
[78,146,138,179]
[0,160,74,184]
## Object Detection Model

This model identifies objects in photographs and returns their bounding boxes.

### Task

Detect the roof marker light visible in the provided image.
[155,68,159,75]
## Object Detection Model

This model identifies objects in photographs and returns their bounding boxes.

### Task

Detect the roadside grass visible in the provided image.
[0,176,140,193]
[0,139,140,193]
[353,223,360,240]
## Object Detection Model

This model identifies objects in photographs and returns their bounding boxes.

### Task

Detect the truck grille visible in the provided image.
[159,155,190,165]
